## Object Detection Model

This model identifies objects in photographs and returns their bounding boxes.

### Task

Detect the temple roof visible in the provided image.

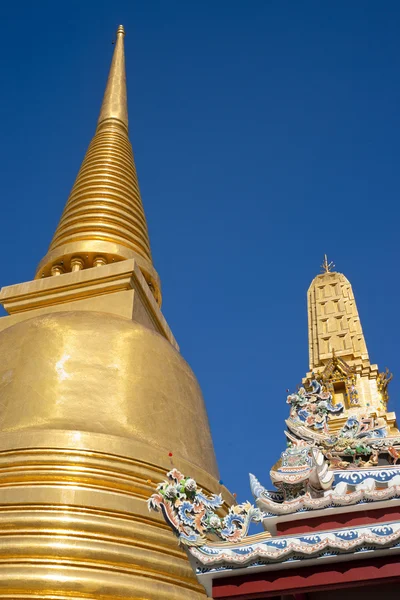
[191,519,400,596]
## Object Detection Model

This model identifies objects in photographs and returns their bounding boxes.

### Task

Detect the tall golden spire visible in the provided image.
[0,25,227,599]
[98,25,128,130]
[36,25,161,305]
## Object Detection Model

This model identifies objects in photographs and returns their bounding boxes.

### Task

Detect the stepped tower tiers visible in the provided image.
[0,27,231,599]
[305,255,397,433]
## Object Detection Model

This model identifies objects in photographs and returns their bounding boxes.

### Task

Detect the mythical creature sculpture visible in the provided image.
[270,435,334,500]
[286,380,396,458]
[148,469,264,546]
[339,415,387,440]
[287,379,343,432]
[377,367,393,404]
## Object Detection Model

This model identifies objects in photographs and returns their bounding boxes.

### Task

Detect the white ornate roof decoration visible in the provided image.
[148,372,400,597]
[148,469,400,597]
[147,267,400,598]
[248,378,400,516]
[148,469,264,546]
[250,469,400,517]
[190,520,400,570]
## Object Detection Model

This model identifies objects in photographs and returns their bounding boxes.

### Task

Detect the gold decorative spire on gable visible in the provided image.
[305,261,396,433]
[308,261,369,370]
[35,25,161,305]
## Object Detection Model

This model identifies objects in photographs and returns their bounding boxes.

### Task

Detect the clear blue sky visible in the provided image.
[1,1,400,503]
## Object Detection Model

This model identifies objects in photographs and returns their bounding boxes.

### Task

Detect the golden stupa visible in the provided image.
[0,26,230,599]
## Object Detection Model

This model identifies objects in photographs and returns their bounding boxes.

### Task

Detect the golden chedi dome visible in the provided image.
[0,26,229,599]
[0,310,218,477]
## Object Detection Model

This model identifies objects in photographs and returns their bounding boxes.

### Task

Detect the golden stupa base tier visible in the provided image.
[0,259,175,349]
[35,240,162,307]
[0,429,230,599]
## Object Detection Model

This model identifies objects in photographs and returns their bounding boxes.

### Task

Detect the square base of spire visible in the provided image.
[0,259,178,350]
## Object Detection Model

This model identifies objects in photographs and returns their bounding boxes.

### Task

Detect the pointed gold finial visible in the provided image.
[35,26,162,305]
[97,24,128,131]
[321,254,335,273]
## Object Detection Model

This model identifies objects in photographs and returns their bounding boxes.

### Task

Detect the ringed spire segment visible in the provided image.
[35,25,161,305]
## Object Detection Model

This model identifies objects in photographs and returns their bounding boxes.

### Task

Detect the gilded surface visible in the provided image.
[0,429,226,599]
[0,260,176,347]
[98,25,128,129]
[0,311,218,477]
[0,24,226,599]
[308,271,369,369]
[0,295,224,599]
[306,268,397,432]
[36,25,161,305]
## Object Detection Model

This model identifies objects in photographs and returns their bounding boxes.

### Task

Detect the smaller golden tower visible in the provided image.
[304,256,397,432]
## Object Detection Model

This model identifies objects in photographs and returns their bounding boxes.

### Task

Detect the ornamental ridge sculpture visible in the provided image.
[148,469,264,546]
[287,379,343,432]
[149,376,400,543]
[250,375,400,517]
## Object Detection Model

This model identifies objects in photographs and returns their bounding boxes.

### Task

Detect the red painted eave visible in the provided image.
[277,505,400,535]
[212,554,400,599]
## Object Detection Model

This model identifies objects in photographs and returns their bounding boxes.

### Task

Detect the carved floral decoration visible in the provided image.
[148,469,264,546]
[263,376,400,504]
[286,379,391,456]
[287,379,343,431]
